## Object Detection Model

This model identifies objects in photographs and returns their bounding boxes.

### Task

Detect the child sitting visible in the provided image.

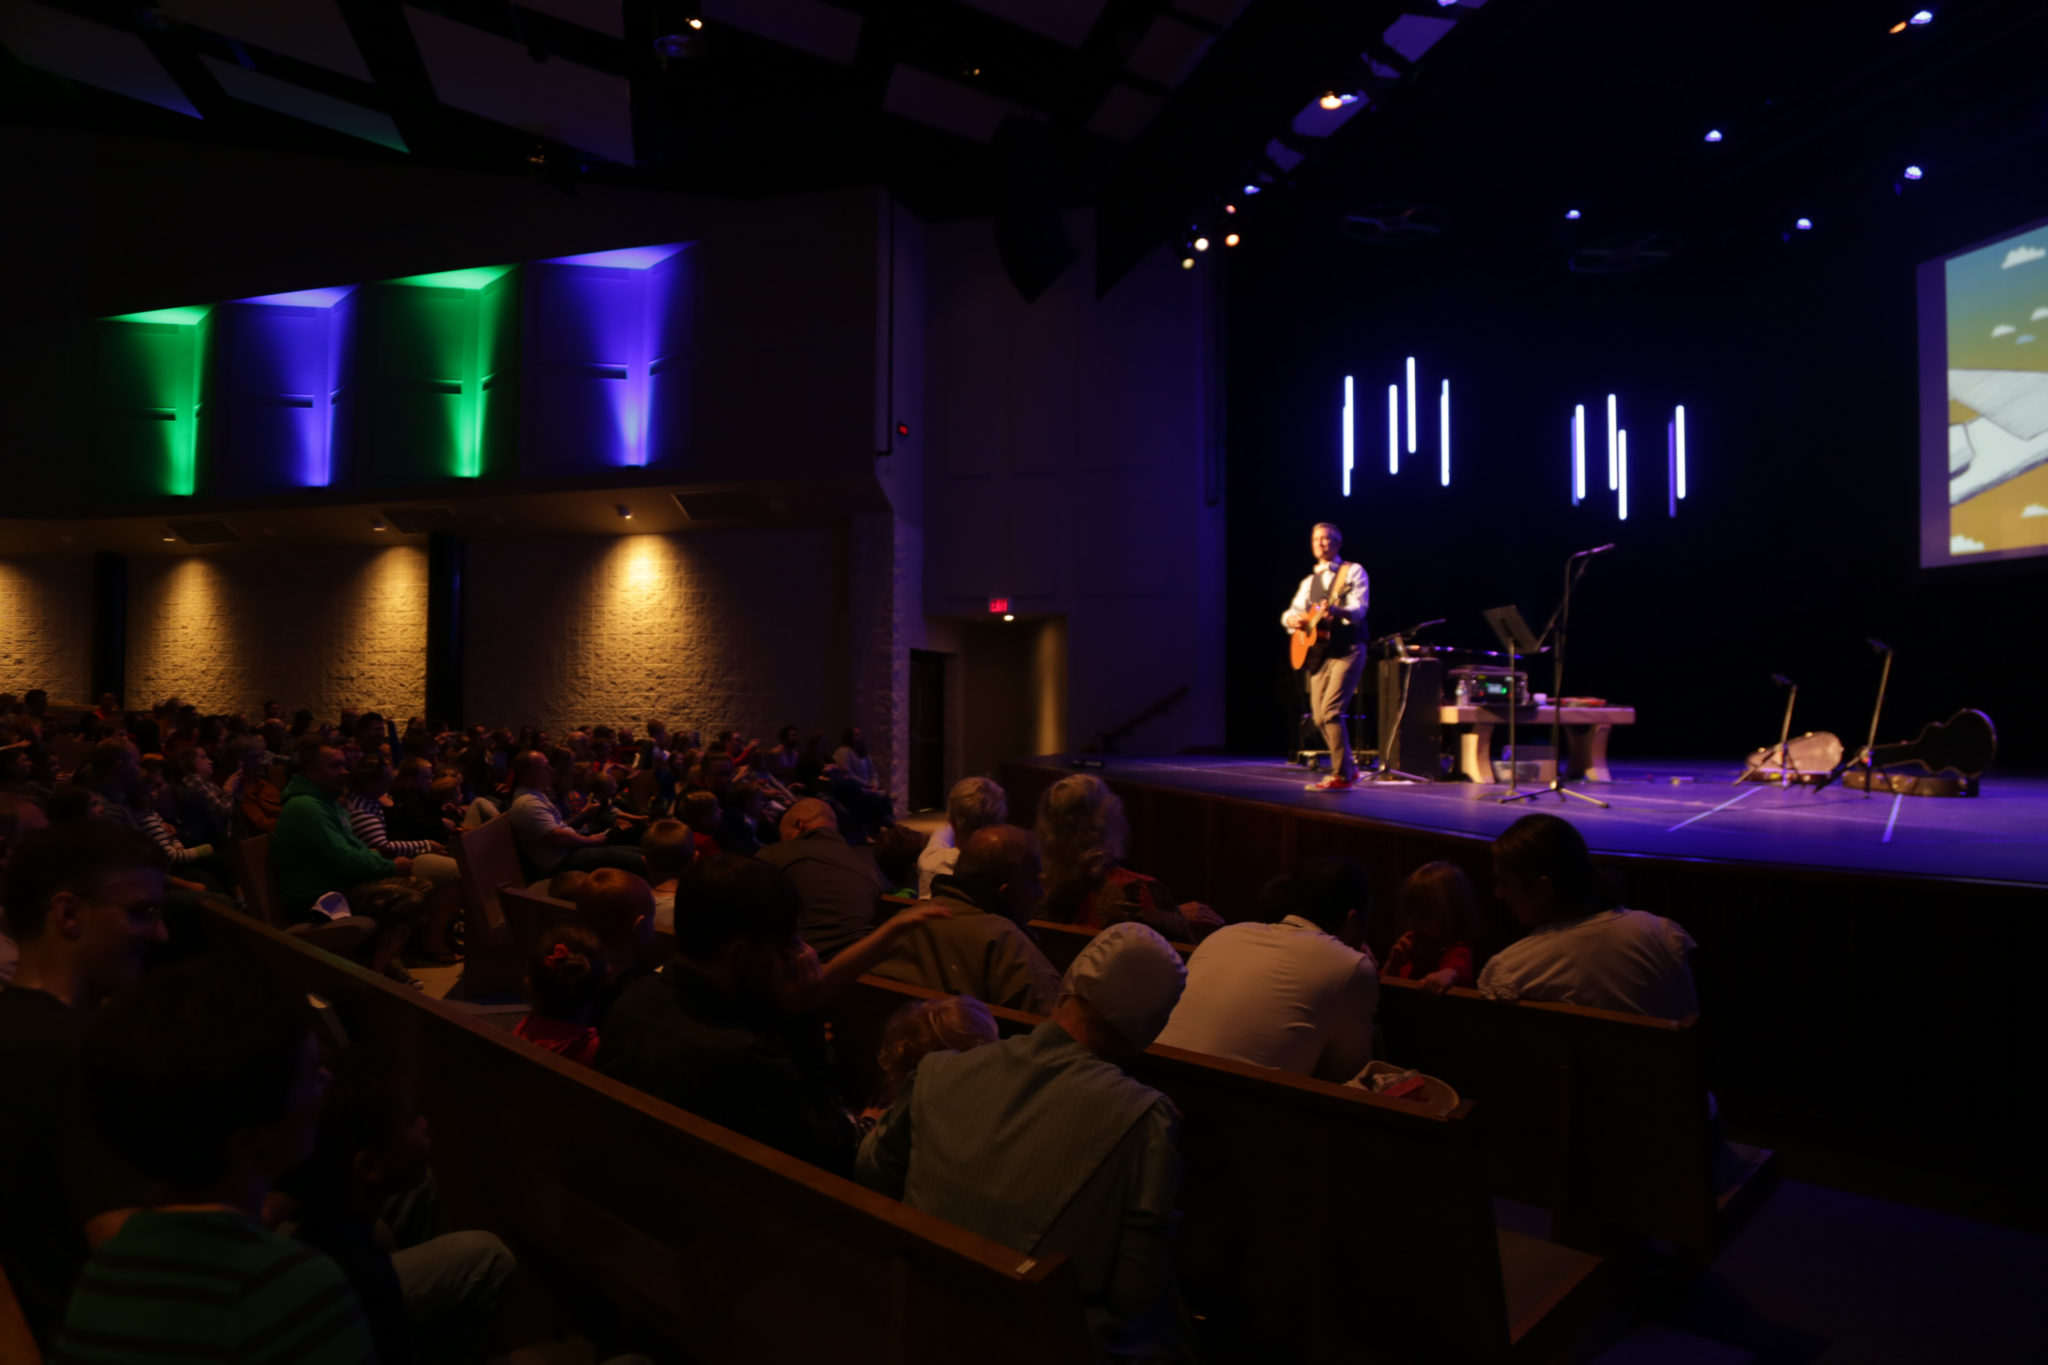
[869,994,999,1111]
[1383,861,1478,993]
[514,925,609,1066]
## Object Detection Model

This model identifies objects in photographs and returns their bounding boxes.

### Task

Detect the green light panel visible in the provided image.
[100,306,213,496]
[372,266,519,482]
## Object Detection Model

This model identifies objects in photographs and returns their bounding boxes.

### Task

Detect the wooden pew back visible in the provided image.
[202,909,1096,1365]
[233,833,285,928]
[1376,978,1774,1257]
[829,975,1601,1362]
[451,814,530,998]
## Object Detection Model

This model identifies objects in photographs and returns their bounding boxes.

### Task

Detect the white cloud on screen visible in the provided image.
[2023,336,2040,344]
[2033,307,2048,320]
[2023,505,2048,518]
[2004,246,2048,269]
[1992,324,2017,337]
[1951,533,1988,553]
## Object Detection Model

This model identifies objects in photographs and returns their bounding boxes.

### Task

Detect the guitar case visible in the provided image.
[1835,708,1996,799]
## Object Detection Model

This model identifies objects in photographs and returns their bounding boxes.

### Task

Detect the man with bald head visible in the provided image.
[871,824,1061,1013]
[506,749,645,881]
[755,798,889,957]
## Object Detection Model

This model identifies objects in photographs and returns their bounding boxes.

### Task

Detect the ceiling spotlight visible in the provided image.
[1243,184,1261,196]
[1194,236,1210,252]
[1224,204,1237,215]
[1566,209,1582,220]
[371,518,387,531]
[616,504,633,520]
[1904,164,1924,180]
[1002,613,1016,622]
[1704,129,1723,143]
[688,16,703,28]
[1225,233,1241,247]
[1909,9,1933,23]
[1888,20,1907,32]
[1181,256,1195,270]
[162,534,176,542]
[1319,92,1343,110]
[1795,217,1813,230]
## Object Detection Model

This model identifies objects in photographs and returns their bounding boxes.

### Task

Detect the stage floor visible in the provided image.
[1018,756,2048,886]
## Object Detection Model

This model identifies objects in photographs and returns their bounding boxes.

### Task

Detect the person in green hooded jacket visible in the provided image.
[272,740,424,943]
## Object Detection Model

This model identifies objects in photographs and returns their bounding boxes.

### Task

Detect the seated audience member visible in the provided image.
[721,778,769,856]
[641,818,696,933]
[1155,857,1378,1081]
[871,825,1063,1014]
[223,736,284,836]
[832,727,879,790]
[573,868,660,1023]
[915,777,1007,897]
[273,741,430,948]
[345,757,457,881]
[280,1048,516,1365]
[517,925,610,1066]
[1383,861,1479,993]
[827,726,894,839]
[793,733,831,789]
[598,856,862,1175]
[872,823,928,898]
[681,791,726,859]
[61,954,377,1364]
[169,744,234,849]
[0,823,165,1354]
[382,757,454,846]
[756,798,890,958]
[1479,814,1699,1019]
[85,738,219,882]
[762,725,803,788]
[870,994,1000,1109]
[859,923,1189,1357]
[1036,774,1222,942]
[507,750,646,880]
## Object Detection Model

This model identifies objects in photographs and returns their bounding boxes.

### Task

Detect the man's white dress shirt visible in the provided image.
[1154,915,1378,1081]
[1281,559,1368,634]
[1478,908,1699,1020]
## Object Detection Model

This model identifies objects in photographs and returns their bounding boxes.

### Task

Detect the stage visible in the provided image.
[1007,755,2048,887]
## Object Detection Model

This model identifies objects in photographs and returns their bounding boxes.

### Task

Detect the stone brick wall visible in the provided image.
[0,556,93,702]
[465,528,893,766]
[126,546,428,720]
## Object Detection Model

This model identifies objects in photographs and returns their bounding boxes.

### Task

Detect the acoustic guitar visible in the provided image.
[1290,603,1333,671]
[1738,731,1844,785]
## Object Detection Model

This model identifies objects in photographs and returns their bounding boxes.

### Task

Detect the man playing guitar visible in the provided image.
[1282,522,1369,791]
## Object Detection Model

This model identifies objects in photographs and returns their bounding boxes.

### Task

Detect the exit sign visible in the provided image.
[987,597,1010,613]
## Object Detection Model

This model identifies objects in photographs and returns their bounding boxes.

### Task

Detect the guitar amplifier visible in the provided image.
[1377,658,1442,778]
[1448,666,1528,708]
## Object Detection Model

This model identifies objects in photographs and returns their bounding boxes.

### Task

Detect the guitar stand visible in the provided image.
[1856,642,1895,800]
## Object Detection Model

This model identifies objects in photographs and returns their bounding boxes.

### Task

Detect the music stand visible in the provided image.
[1482,606,1540,800]
[1503,554,1610,808]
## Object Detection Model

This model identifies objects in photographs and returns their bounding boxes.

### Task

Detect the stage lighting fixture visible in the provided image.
[688,17,703,28]
[1243,184,1261,195]
[1194,237,1210,251]
[1675,405,1688,500]
[1405,357,1417,456]
[1439,379,1451,487]
[1566,209,1582,220]
[1704,130,1723,143]
[1342,376,1355,497]
[1181,256,1195,269]
[1320,92,1343,110]
[1607,394,1618,491]
[162,533,176,542]
[1225,233,1241,247]
[1003,613,1016,622]
[1889,21,1907,32]
[1618,430,1630,521]
[1910,9,1932,24]
[1796,217,1813,230]
[1572,405,1586,505]
[1224,204,1237,215]
[1387,384,1400,475]
[1904,165,1924,180]
[372,518,387,531]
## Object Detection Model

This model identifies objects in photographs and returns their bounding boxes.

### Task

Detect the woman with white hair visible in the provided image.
[914,776,1008,898]
[1035,774,1221,942]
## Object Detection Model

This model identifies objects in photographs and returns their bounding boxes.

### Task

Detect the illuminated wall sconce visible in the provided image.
[527,244,695,473]
[383,265,517,480]
[99,306,212,497]
[220,286,357,489]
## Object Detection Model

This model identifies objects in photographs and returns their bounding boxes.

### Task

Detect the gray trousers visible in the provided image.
[1308,646,1367,779]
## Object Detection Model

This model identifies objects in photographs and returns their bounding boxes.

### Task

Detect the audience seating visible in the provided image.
[223,833,375,956]
[448,815,532,999]
[200,907,1097,1365]
[1028,919,1192,977]
[1376,978,1780,1260]
[496,885,578,963]
[827,974,1607,1362]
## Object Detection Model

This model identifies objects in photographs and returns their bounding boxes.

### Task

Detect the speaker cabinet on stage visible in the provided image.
[1377,657,1442,779]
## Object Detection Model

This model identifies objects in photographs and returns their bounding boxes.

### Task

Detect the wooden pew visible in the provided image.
[450,815,532,999]
[1028,919,1192,977]
[1375,978,1780,1260]
[201,907,1096,1365]
[224,834,375,956]
[827,975,1605,1363]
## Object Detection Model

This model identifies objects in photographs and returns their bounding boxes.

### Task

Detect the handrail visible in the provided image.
[1086,684,1190,754]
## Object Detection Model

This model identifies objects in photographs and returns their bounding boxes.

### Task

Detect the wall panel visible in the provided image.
[0,556,94,702]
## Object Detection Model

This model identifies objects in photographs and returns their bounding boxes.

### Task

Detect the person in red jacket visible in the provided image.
[1382,861,1478,993]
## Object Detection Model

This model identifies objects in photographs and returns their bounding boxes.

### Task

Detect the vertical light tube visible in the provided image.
[1387,383,1399,474]
[1667,421,1677,518]
[1341,375,1354,496]
[1572,404,1585,505]
[1405,356,1418,454]
[1675,404,1688,499]
[1606,393,1619,491]
[1439,378,1451,486]
[1618,429,1629,521]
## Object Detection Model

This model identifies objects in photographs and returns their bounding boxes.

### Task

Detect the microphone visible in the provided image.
[1867,637,1892,654]
[1572,543,1617,558]
[1771,673,1795,688]
[1407,618,1446,634]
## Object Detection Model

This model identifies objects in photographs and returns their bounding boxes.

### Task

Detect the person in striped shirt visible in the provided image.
[59,953,376,1365]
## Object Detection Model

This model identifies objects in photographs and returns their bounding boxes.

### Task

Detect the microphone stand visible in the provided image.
[1505,549,1609,808]
[1365,619,1444,785]
[1858,640,1894,799]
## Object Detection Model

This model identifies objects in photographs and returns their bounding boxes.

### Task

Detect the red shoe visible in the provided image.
[1304,775,1354,792]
